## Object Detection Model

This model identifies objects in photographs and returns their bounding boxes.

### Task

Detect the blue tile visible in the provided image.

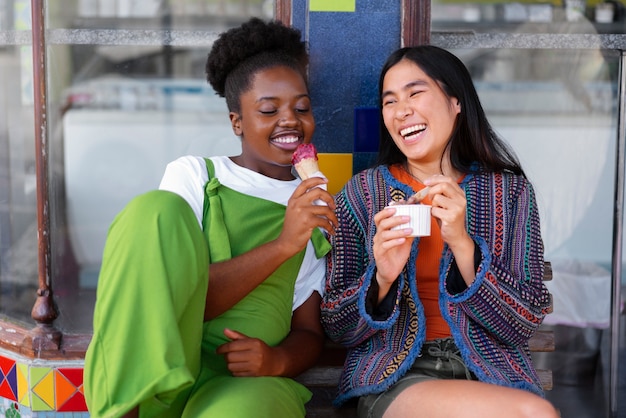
[354,107,380,153]
[312,105,353,153]
[353,152,379,175]
[292,0,400,162]
[292,0,307,40]
[356,0,399,13]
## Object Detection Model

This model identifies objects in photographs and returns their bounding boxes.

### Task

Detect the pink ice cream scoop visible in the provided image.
[291,143,327,206]
[291,143,320,180]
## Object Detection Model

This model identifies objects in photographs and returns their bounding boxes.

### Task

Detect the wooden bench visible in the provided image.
[300,262,555,417]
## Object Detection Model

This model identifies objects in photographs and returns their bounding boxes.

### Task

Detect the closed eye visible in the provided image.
[409,88,425,98]
[382,98,396,107]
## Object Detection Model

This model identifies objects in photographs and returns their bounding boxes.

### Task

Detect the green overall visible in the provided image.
[84,159,330,417]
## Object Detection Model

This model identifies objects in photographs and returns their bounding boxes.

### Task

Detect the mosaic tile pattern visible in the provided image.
[0,355,18,402]
[0,396,90,418]
[0,351,87,416]
[297,0,399,154]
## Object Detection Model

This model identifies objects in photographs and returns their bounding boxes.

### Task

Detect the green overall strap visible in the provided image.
[202,158,330,260]
[204,176,232,263]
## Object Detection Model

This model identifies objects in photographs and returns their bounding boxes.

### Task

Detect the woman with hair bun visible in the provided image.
[84,17,337,418]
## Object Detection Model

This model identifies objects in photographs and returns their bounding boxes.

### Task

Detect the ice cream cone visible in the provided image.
[294,158,320,180]
[292,143,327,205]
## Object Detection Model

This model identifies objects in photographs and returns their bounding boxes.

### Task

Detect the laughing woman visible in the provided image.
[321,45,559,418]
[84,18,337,418]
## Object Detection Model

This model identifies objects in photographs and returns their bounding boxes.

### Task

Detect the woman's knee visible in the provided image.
[519,395,560,418]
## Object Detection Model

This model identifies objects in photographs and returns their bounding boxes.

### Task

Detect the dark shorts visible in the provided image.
[357,338,478,418]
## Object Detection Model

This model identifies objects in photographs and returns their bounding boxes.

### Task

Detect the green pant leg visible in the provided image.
[84,190,209,418]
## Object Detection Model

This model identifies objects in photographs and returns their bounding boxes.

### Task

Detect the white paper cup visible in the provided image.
[387,204,432,237]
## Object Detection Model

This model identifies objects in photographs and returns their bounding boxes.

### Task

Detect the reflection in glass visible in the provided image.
[40,3,274,332]
[48,0,274,29]
[454,48,617,265]
[0,42,38,327]
[451,48,619,415]
[432,0,626,34]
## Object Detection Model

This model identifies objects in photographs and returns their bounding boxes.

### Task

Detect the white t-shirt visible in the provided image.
[159,155,325,311]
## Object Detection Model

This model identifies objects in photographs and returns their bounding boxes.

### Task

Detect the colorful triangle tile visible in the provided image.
[57,368,83,387]
[0,363,16,401]
[58,391,88,412]
[0,356,15,377]
[0,356,15,376]
[31,391,53,411]
[55,370,76,408]
[32,370,55,409]
[0,379,16,401]
[0,361,89,412]
[19,393,30,409]
[29,367,50,386]
[17,364,29,406]
[6,365,17,401]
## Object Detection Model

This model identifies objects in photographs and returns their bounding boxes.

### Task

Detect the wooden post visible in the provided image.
[275,0,292,25]
[26,0,61,352]
[401,0,430,47]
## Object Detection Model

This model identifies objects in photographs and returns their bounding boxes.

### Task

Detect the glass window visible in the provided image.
[48,1,274,333]
[0,0,37,328]
[0,0,274,333]
[439,45,621,417]
[432,0,626,35]
[450,47,618,266]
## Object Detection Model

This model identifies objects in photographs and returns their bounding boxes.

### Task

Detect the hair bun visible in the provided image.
[206,17,307,97]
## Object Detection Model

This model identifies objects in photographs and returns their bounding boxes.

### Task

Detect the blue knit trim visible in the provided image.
[334,331,427,407]
[380,165,414,197]
[359,263,402,329]
[444,236,491,303]
[337,208,427,406]
[438,252,483,385]
[439,236,503,391]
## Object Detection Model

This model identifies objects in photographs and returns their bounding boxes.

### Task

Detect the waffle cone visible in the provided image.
[294,159,320,180]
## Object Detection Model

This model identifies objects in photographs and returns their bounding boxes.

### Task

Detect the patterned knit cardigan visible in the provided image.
[320,165,553,406]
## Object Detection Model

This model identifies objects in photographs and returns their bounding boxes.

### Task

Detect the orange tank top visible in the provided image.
[389,164,451,340]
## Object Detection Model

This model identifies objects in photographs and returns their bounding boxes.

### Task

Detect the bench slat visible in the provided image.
[296,366,342,387]
[298,366,554,391]
[529,330,555,352]
[537,369,553,391]
[544,261,552,281]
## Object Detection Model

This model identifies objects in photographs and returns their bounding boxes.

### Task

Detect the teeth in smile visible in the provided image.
[273,136,299,144]
[400,124,426,137]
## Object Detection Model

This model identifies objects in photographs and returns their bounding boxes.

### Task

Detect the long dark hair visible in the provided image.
[375,45,524,177]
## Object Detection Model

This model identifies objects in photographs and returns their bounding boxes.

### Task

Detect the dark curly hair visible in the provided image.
[206,17,308,113]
